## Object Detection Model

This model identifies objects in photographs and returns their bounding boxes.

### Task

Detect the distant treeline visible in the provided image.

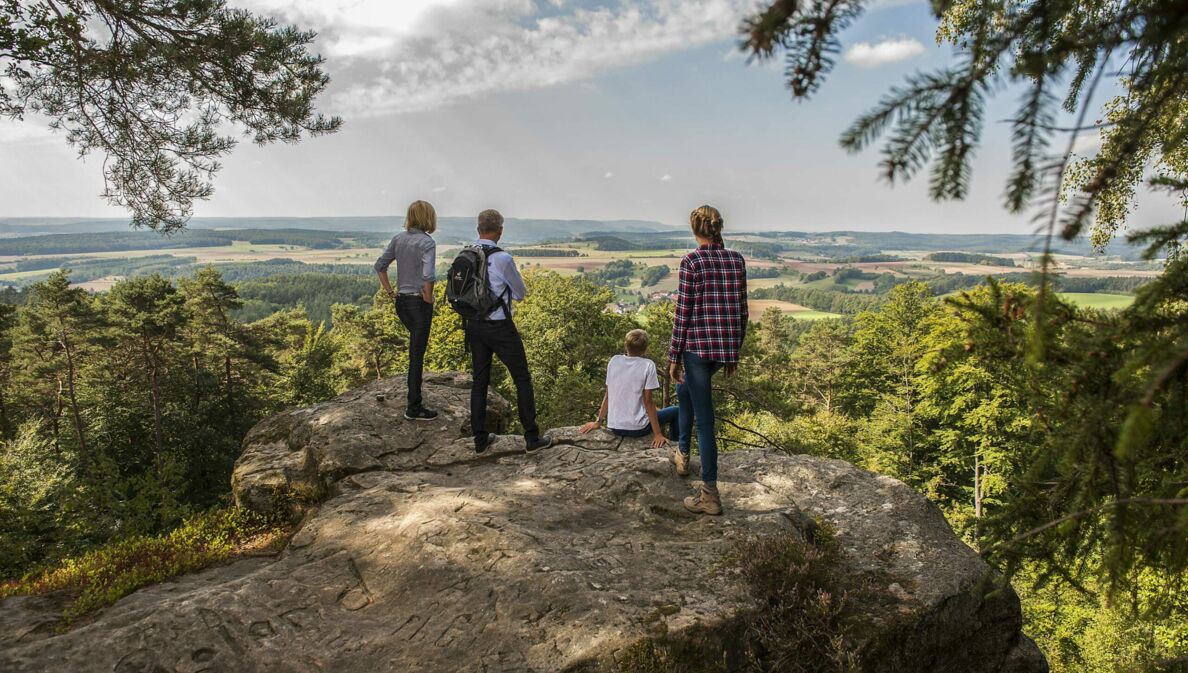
[13,257,83,272]
[925,252,1017,267]
[747,267,781,279]
[784,245,887,260]
[728,241,787,260]
[0,229,383,256]
[582,259,637,286]
[2,258,378,288]
[834,254,908,264]
[232,273,378,324]
[581,235,691,252]
[750,229,1146,259]
[507,248,582,257]
[921,272,1150,296]
[834,267,880,282]
[211,260,373,282]
[2,255,197,285]
[751,284,887,314]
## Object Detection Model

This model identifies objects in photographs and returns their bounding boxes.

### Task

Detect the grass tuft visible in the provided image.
[0,507,286,623]
[730,526,861,673]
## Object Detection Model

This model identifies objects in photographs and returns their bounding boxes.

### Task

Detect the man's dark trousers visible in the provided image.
[395,295,433,410]
[467,319,540,442]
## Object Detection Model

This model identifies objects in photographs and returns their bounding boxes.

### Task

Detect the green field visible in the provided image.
[0,268,55,282]
[1057,292,1134,309]
[788,310,842,321]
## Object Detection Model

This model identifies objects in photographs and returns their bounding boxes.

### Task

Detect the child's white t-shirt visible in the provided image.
[606,354,660,431]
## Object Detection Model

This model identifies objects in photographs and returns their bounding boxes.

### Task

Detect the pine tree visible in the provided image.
[104,275,188,475]
[11,271,101,463]
[741,0,1188,598]
[0,1,341,230]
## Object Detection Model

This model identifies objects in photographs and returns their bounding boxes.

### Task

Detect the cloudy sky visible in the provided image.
[0,0,1177,232]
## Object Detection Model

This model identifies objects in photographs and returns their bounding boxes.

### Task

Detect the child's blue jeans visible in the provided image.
[612,405,679,440]
[676,352,723,483]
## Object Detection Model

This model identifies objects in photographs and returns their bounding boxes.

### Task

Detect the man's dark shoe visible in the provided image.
[404,406,439,421]
[524,436,553,454]
[475,432,498,454]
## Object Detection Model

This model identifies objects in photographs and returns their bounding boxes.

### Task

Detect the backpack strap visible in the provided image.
[480,246,513,320]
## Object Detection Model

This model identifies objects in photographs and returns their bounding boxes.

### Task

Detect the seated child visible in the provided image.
[580,329,678,448]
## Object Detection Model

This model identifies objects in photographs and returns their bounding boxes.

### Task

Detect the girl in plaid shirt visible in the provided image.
[667,205,747,515]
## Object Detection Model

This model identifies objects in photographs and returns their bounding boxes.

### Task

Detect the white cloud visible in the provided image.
[240,0,755,116]
[0,118,58,145]
[432,185,448,193]
[603,171,615,179]
[844,38,925,68]
[1072,132,1103,155]
[660,174,673,181]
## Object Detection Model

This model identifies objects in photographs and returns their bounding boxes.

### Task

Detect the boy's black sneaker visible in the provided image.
[404,406,439,421]
[525,436,553,454]
[475,432,498,454]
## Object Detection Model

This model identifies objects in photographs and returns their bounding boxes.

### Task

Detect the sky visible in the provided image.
[0,0,1180,233]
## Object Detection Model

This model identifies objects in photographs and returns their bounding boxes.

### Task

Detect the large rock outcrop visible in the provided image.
[0,373,1046,673]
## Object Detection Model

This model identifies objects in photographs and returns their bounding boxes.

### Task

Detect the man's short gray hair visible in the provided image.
[477,209,504,234]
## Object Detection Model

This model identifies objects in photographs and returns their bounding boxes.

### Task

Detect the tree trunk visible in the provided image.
[61,333,89,464]
[145,336,165,477]
[192,352,202,409]
[224,354,234,416]
[52,377,64,454]
[974,453,983,548]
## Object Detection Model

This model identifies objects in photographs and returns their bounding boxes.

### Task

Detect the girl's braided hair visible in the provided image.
[690,205,724,245]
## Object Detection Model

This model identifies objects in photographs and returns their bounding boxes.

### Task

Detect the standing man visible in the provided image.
[375,200,439,421]
[466,209,552,454]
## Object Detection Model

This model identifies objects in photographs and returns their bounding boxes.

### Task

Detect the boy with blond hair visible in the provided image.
[580,329,678,447]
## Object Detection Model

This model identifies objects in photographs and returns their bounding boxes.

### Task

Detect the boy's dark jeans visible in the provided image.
[395,295,433,410]
[467,319,540,442]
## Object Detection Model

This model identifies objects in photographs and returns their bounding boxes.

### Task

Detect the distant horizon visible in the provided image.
[0,214,1070,238]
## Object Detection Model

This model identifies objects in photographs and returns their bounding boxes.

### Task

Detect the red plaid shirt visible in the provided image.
[668,244,748,364]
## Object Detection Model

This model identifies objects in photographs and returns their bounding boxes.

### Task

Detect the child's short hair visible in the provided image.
[625,329,649,356]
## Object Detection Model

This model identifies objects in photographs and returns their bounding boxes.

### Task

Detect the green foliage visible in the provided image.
[747,266,782,280]
[639,264,671,287]
[2,255,1184,669]
[583,259,639,287]
[751,284,884,314]
[0,421,78,577]
[279,321,339,407]
[331,292,406,385]
[0,507,284,622]
[513,270,632,429]
[232,273,378,324]
[831,267,878,283]
[1019,563,1188,673]
[925,252,1016,267]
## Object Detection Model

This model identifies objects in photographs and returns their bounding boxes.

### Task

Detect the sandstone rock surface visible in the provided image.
[0,373,1046,673]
